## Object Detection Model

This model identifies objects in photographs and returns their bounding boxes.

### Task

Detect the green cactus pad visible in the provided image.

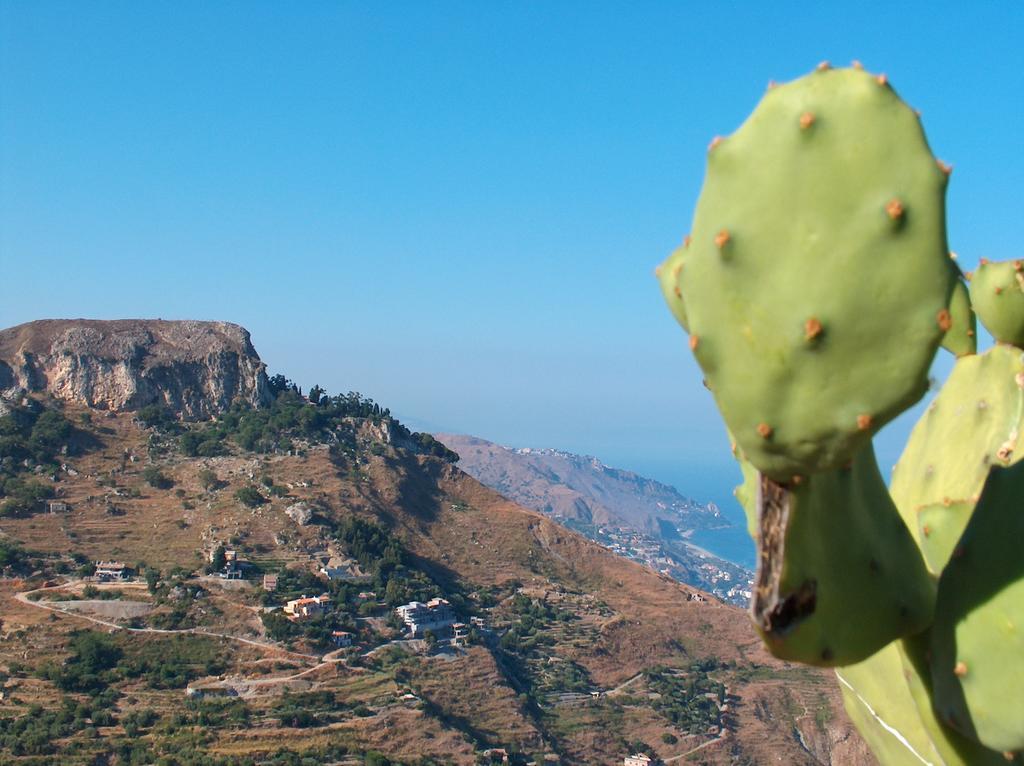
[837,644,947,766]
[916,501,975,574]
[657,243,691,332]
[672,66,953,479]
[941,265,977,358]
[900,633,1014,765]
[727,428,759,539]
[733,456,759,540]
[930,462,1024,753]
[890,344,1024,573]
[750,443,933,666]
[970,259,1024,347]
[837,641,1010,766]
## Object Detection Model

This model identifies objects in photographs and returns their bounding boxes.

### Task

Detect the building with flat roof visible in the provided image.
[624,754,661,766]
[94,561,130,581]
[396,598,457,637]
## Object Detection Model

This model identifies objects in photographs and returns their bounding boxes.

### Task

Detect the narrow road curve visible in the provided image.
[605,672,644,696]
[13,585,324,662]
[662,732,727,763]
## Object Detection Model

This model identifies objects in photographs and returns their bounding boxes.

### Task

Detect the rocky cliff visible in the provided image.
[0,319,271,419]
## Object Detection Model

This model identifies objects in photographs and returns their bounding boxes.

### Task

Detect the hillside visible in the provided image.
[435,434,751,605]
[0,319,874,766]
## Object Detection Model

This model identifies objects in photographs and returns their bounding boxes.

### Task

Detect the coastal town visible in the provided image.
[556,518,753,607]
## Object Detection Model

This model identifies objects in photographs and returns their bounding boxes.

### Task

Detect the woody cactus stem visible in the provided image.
[658,63,1023,764]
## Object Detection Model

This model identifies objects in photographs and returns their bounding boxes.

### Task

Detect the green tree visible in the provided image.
[142,466,173,490]
[198,469,220,491]
[207,545,226,574]
[145,567,160,594]
[234,486,264,507]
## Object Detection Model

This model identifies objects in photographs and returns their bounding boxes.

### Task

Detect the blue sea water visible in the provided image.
[615,456,757,569]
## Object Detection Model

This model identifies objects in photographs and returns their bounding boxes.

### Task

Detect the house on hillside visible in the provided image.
[451,622,469,646]
[219,550,243,579]
[94,561,130,581]
[284,594,331,620]
[395,597,457,638]
[330,630,353,647]
[46,500,69,513]
[624,754,662,766]
[262,574,278,591]
[318,556,366,581]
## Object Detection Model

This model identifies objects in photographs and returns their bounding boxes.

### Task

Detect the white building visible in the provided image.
[395,598,457,637]
[624,755,659,766]
[94,561,130,581]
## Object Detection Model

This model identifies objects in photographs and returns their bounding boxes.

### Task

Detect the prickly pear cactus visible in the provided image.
[661,65,955,481]
[837,640,1008,765]
[940,264,977,358]
[750,444,933,666]
[970,259,1024,346]
[929,462,1024,753]
[657,62,1024,765]
[656,242,691,332]
[890,343,1024,573]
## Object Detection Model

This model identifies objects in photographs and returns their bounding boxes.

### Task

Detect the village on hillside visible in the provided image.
[0,340,849,766]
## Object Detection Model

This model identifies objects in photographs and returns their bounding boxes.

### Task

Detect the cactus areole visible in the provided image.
[659,66,955,481]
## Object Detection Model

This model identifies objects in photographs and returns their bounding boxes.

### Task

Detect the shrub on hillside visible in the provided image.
[143,465,174,489]
[234,486,264,507]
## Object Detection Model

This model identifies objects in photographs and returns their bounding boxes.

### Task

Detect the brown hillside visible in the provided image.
[0,399,874,765]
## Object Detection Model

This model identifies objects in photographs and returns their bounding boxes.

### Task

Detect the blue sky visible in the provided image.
[2,2,1022,511]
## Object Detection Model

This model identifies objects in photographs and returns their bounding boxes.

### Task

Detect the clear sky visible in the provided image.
[2,2,1023,512]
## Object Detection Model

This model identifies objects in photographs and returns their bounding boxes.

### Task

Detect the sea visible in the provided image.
[611,397,932,573]
[623,456,756,569]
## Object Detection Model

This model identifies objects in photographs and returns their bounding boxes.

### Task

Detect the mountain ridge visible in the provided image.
[436,433,725,532]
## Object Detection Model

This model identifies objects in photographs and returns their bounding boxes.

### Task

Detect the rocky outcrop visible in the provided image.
[0,319,272,420]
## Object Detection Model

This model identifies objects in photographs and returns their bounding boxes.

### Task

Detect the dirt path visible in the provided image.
[605,672,644,696]
[13,584,323,662]
[663,732,727,763]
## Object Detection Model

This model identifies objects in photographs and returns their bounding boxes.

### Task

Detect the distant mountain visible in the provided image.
[435,434,725,534]
[435,434,753,605]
